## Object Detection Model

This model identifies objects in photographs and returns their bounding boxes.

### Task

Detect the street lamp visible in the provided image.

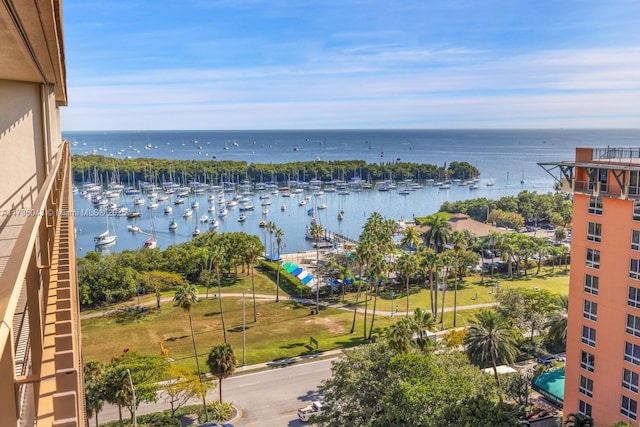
[242,290,246,367]
[126,368,137,427]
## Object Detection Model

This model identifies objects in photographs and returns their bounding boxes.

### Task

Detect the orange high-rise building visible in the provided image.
[542,147,640,425]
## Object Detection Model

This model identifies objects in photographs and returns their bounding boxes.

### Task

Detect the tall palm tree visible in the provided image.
[367,251,386,340]
[439,250,455,326]
[210,245,227,343]
[84,360,105,427]
[422,214,452,254]
[419,248,440,317]
[174,284,208,420]
[206,343,237,402]
[396,253,418,317]
[545,294,569,346]
[275,226,284,302]
[465,309,519,393]
[386,308,436,354]
[309,222,324,314]
[245,240,259,322]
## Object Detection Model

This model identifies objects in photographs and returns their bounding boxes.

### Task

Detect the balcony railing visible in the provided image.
[594,147,640,163]
[0,142,83,426]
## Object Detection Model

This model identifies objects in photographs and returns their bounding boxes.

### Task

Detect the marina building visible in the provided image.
[0,1,84,426]
[540,147,640,425]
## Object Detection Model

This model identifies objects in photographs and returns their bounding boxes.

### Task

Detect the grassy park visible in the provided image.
[81,264,569,370]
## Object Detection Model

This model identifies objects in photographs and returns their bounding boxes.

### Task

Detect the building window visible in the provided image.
[581,351,595,372]
[587,222,602,242]
[635,200,640,222]
[628,315,640,337]
[589,196,603,215]
[582,326,596,347]
[631,259,640,280]
[584,274,599,295]
[622,395,638,420]
[578,400,592,416]
[579,375,593,398]
[583,300,598,321]
[624,369,639,393]
[626,342,640,365]
[633,230,640,251]
[586,249,600,269]
[630,287,640,309]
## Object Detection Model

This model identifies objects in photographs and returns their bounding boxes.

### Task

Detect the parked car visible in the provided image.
[298,401,323,422]
[537,354,565,365]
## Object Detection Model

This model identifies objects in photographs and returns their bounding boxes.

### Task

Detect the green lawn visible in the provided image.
[81,265,569,370]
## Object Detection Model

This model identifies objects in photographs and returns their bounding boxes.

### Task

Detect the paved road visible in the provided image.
[99,356,337,426]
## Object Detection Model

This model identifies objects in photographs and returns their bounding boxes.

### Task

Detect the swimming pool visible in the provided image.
[532,368,565,407]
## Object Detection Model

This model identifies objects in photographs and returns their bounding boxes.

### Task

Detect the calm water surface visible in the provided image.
[64,129,640,256]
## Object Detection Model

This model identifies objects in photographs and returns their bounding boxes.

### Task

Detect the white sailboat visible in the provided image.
[94,216,117,246]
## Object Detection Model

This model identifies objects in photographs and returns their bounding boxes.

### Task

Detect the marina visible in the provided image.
[66,129,640,257]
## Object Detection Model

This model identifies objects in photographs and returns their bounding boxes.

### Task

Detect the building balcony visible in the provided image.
[0,142,84,426]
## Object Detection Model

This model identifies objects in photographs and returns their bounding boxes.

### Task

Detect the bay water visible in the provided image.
[64,129,640,257]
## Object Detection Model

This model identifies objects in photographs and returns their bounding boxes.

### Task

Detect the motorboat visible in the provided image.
[168,219,178,230]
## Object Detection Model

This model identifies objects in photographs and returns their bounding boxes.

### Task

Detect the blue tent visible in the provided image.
[285,264,298,273]
[291,267,303,276]
[301,275,314,284]
[282,262,292,269]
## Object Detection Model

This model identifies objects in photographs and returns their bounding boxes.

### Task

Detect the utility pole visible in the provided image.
[126,368,137,427]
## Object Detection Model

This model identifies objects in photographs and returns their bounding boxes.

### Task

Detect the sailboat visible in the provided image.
[168,218,178,231]
[143,218,157,249]
[94,216,117,246]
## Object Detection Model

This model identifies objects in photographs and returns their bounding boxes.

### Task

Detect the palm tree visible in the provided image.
[411,307,436,354]
[366,251,386,340]
[564,413,594,427]
[84,360,105,427]
[245,240,259,322]
[400,225,422,252]
[387,317,413,353]
[465,309,519,393]
[210,245,227,343]
[438,250,455,326]
[396,253,418,317]
[309,222,324,314]
[275,226,284,302]
[545,294,569,346]
[174,283,209,420]
[419,248,440,318]
[422,214,451,254]
[206,343,237,402]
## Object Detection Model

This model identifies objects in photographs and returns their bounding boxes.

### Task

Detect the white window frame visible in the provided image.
[579,375,593,398]
[582,326,596,347]
[589,196,603,215]
[583,300,597,321]
[635,200,640,221]
[578,400,592,416]
[581,350,595,373]
[587,222,602,242]
[631,259,640,280]
[584,274,599,295]
[626,342,640,366]
[628,314,640,337]
[624,368,639,393]
[622,395,638,421]
[586,249,600,269]
[633,230,640,251]
[629,286,640,309]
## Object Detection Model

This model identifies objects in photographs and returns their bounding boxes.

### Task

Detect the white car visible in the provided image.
[297,401,323,422]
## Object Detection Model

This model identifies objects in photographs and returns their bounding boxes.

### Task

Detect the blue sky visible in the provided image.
[61,0,640,130]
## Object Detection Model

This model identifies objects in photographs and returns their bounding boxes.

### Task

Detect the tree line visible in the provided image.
[71,154,479,186]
